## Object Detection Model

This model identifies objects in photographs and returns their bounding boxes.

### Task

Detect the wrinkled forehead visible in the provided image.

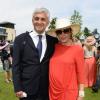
[33,12,48,18]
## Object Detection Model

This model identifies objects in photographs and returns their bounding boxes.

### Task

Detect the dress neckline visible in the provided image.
[57,43,76,47]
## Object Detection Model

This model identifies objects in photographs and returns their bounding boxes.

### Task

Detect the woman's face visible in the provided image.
[55,28,72,43]
[86,36,94,43]
[85,36,96,46]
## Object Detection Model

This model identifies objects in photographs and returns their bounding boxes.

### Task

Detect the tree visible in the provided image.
[70,10,82,39]
[83,27,91,36]
[92,28,99,35]
[48,17,57,30]
[70,10,82,27]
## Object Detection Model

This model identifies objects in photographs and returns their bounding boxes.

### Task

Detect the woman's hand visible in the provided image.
[77,96,84,100]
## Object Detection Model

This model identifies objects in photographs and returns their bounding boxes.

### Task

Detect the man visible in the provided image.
[12,8,58,100]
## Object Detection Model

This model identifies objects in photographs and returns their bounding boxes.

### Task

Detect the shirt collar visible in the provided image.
[30,29,46,38]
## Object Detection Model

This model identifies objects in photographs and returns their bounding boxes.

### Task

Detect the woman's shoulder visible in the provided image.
[73,45,83,52]
[56,43,82,49]
[73,44,82,48]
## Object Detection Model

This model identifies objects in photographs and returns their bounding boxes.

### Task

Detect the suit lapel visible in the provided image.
[26,33,52,62]
[26,33,36,50]
[41,34,51,62]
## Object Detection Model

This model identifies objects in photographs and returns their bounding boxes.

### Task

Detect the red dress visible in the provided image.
[49,44,85,100]
[83,46,97,87]
[84,57,96,87]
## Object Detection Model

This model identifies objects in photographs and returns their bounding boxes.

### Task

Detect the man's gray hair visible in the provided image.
[32,7,50,20]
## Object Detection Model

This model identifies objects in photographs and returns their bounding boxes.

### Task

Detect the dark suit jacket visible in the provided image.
[12,32,58,97]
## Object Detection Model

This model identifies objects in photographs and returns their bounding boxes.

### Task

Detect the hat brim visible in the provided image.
[70,24,80,34]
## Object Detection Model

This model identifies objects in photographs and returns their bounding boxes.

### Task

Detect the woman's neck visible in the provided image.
[61,40,74,46]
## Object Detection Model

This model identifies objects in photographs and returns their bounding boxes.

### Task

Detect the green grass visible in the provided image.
[0,72,18,100]
[0,71,100,100]
[85,88,100,100]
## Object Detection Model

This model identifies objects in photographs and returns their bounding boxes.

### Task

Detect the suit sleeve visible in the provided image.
[75,46,85,84]
[12,36,22,92]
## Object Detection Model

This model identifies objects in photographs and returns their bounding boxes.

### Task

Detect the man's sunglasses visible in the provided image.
[55,28,72,35]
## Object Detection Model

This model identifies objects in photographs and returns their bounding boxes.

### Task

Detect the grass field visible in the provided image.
[0,72,18,100]
[0,71,100,100]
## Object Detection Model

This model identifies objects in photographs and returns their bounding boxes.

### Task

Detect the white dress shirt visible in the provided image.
[30,30,47,62]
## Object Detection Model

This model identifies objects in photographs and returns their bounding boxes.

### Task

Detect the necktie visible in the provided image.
[37,35,42,58]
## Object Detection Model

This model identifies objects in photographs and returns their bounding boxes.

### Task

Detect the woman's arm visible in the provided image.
[75,46,85,100]
[0,42,9,50]
[77,84,84,100]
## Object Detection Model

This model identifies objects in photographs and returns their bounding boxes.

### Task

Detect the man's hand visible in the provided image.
[15,91,24,98]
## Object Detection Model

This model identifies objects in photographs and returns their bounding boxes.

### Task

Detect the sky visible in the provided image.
[0,0,100,35]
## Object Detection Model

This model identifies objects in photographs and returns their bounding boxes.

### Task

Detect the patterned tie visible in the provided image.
[37,35,42,58]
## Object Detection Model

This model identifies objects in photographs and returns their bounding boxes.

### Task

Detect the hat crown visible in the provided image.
[55,18,80,34]
[56,18,70,29]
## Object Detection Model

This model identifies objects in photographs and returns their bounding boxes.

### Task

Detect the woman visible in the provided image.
[0,41,12,83]
[83,35,97,87]
[0,41,9,50]
[49,18,85,100]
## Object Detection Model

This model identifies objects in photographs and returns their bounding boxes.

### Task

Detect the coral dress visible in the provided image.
[84,48,96,87]
[49,44,85,100]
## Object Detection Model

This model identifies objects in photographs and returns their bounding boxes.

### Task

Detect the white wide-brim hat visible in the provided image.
[55,18,80,34]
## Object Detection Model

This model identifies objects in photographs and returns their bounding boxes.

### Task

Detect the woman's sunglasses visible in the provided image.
[55,28,72,35]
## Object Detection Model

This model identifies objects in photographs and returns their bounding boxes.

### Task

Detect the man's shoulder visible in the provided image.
[14,31,29,45]
[46,34,58,41]
[16,31,29,40]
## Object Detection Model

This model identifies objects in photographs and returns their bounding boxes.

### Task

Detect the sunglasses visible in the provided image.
[55,28,72,35]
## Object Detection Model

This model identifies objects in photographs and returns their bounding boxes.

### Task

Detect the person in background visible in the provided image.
[12,7,58,100]
[1,41,12,83]
[49,18,85,100]
[92,45,100,92]
[83,35,97,87]
[0,41,9,50]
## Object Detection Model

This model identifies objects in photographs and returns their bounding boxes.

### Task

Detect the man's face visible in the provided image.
[32,12,49,34]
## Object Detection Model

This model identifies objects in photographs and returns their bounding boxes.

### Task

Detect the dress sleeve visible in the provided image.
[75,46,85,84]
